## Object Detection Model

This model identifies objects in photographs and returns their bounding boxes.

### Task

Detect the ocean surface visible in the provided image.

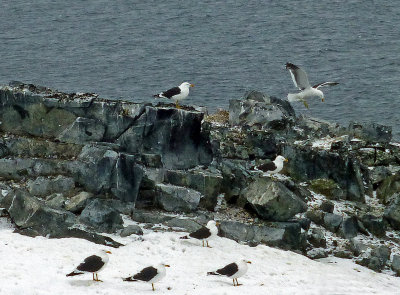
[1,1,399,139]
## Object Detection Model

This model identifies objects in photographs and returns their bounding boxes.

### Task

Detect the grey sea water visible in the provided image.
[1,1,399,138]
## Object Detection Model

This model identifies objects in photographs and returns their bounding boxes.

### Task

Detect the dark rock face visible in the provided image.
[27,176,75,197]
[229,98,295,130]
[155,184,202,212]
[391,255,400,275]
[244,178,307,221]
[384,195,400,229]
[360,214,387,237]
[79,199,123,233]
[120,225,143,237]
[348,122,392,143]
[323,213,343,233]
[338,216,359,239]
[319,200,335,213]
[307,228,327,248]
[117,106,212,169]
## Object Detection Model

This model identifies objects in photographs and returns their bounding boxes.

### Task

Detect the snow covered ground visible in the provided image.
[1,218,399,295]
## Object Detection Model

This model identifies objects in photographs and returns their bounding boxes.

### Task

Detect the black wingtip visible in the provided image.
[207,272,218,276]
[180,235,189,240]
[123,276,135,281]
[66,271,82,277]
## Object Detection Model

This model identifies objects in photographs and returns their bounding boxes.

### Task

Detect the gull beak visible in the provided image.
[190,84,195,87]
[284,159,288,162]
[321,97,325,102]
[165,264,171,267]
[106,251,112,254]
[215,221,221,226]
[247,261,252,264]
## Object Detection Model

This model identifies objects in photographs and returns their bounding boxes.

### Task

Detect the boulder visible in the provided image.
[244,178,307,221]
[360,214,386,237]
[120,225,143,237]
[27,175,75,197]
[307,248,328,259]
[229,98,294,130]
[338,216,359,239]
[319,200,335,213]
[155,184,202,212]
[323,213,343,233]
[377,173,400,204]
[391,255,400,276]
[384,196,400,230]
[65,191,94,213]
[348,122,392,143]
[309,179,343,200]
[57,117,105,143]
[307,228,326,248]
[79,199,123,233]
[305,210,325,225]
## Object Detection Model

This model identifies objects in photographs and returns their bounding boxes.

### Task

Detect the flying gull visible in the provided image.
[207,260,252,286]
[286,62,338,108]
[254,155,288,177]
[153,82,194,109]
[180,220,219,247]
[123,263,170,291]
[66,249,111,282]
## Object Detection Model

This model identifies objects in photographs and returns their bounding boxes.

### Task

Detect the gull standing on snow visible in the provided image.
[286,62,338,108]
[180,220,219,247]
[66,249,111,282]
[207,259,252,286]
[123,263,170,291]
[153,82,194,109]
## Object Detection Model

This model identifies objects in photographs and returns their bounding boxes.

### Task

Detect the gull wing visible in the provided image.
[285,63,310,90]
[313,82,339,89]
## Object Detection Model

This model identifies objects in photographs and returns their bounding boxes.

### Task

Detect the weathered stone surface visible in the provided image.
[27,175,75,197]
[57,117,106,143]
[320,200,334,213]
[377,173,400,204]
[309,179,343,200]
[360,214,387,237]
[323,213,343,233]
[164,218,203,233]
[307,228,326,248]
[244,178,307,221]
[65,191,94,213]
[155,184,202,212]
[349,239,369,256]
[369,166,392,185]
[130,209,173,224]
[229,98,294,130]
[219,220,302,250]
[116,106,212,169]
[391,255,400,276]
[384,195,400,230]
[164,168,223,210]
[120,225,143,237]
[46,193,67,209]
[305,210,325,226]
[338,216,359,239]
[286,146,365,202]
[348,122,392,143]
[357,246,391,272]
[79,199,123,233]
[307,248,328,259]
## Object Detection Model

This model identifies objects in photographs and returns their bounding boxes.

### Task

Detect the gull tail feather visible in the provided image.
[66,271,83,277]
[207,272,219,276]
[180,235,189,240]
[123,276,137,282]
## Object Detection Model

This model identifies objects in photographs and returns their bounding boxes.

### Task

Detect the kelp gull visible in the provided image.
[153,82,194,109]
[207,260,251,286]
[123,263,170,291]
[180,220,219,247]
[286,62,338,108]
[254,155,288,177]
[66,249,111,282]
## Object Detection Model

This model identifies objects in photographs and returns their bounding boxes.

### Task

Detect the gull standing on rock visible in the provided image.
[153,82,194,109]
[254,155,288,178]
[286,62,339,108]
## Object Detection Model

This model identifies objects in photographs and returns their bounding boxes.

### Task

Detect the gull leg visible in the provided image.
[175,101,180,109]
[202,240,205,247]
[233,279,236,286]
[206,241,212,248]
[236,278,242,286]
[93,273,95,281]
[152,283,155,291]
[302,100,309,109]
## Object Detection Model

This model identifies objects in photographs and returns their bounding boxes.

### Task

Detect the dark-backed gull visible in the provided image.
[207,260,251,286]
[180,220,219,247]
[153,82,194,109]
[255,155,288,176]
[286,62,338,108]
[123,263,170,291]
[66,249,111,282]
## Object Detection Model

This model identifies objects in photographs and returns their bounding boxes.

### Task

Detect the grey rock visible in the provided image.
[348,122,392,143]
[79,199,123,233]
[349,239,369,256]
[371,246,391,266]
[46,193,66,209]
[369,166,392,185]
[323,213,343,233]
[360,214,386,237]
[334,250,353,259]
[307,248,328,259]
[309,179,343,200]
[377,173,400,204]
[155,184,202,212]
[339,216,359,239]
[120,225,143,237]
[130,209,173,224]
[57,117,105,143]
[306,210,325,225]
[320,200,334,213]
[65,191,94,213]
[164,168,223,210]
[391,255,400,276]
[384,196,400,230]
[244,178,307,221]
[308,228,326,248]
[229,98,294,130]
[164,218,203,233]
[27,175,75,197]
[219,220,302,250]
[116,106,212,169]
